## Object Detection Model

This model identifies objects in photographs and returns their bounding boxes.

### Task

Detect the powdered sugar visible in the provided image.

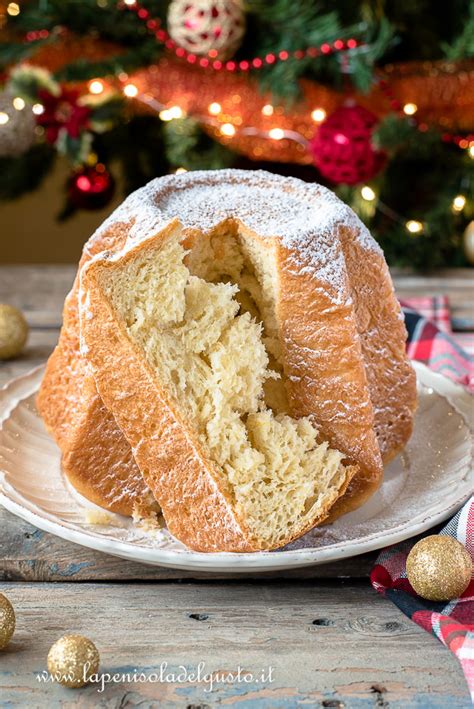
[88,170,381,300]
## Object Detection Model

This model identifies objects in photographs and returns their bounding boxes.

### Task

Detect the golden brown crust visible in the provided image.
[81,226,358,552]
[37,222,150,515]
[273,231,383,517]
[338,223,418,462]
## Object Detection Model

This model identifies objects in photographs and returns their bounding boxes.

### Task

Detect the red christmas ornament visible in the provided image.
[68,164,114,210]
[37,87,91,144]
[309,104,386,185]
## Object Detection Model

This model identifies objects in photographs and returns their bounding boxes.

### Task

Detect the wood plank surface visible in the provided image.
[0,582,470,707]
[0,507,376,582]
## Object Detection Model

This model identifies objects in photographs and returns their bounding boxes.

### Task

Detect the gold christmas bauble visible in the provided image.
[407,535,472,601]
[47,634,100,688]
[0,304,28,360]
[0,593,16,649]
[463,220,474,265]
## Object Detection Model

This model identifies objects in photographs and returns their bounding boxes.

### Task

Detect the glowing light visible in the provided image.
[220,123,236,137]
[123,83,138,98]
[262,104,274,116]
[452,195,466,212]
[7,3,20,16]
[160,105,183,121]
[361,186,376,201]
[32,103,44,115]
[406,220,423,234]
[269,128,285,140]
[403,103,418,116]
[76,176,91,192]
[175,167,187,174]
[12,97,25,110]
[311,108,326,123]
[123,0,136,5]
[89,80,104,95]
[208,102,221,115]
[334,132,349,145]
[468,146,474,159]
[0,112,9,125]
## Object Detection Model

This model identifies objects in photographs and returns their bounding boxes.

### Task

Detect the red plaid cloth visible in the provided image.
[401,296,474,392]
[372,296,474,701]
[371,500,474,702]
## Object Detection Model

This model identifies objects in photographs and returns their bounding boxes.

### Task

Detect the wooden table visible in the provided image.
[1,266,473,708]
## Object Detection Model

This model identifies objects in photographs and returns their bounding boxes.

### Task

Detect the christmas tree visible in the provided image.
[0,0,473,268]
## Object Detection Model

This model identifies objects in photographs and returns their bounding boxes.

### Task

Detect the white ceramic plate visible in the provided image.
[0,363,472,572]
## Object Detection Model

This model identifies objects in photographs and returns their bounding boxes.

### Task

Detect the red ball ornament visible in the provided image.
[309,104,386,185]
[68,164,114,210]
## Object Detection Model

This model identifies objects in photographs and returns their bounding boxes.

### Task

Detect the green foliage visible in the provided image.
[339,119,474,268]
[163,118,236,171]
[347,19,395,92]
[442,0,474,58]
[0,0,472,267]
[95,114,170,196]
[55,130,92,164]
[244,1,377,100]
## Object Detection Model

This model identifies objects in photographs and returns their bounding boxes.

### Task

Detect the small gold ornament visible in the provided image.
[407,535,472,601]
[0,304,28,360]
[463,220,474,265]
[0,593,16,649]
[47,634,100,688]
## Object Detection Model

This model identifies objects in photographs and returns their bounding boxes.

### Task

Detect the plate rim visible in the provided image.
[0,362,472,572]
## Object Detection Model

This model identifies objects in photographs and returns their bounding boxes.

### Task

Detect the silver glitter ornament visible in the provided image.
[0,91,36,158]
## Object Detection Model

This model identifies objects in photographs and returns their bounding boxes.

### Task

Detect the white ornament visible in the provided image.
[167,0,245,61]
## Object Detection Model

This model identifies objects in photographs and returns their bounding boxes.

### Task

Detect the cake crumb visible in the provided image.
[132,495,164,532]
[84,509,127,526]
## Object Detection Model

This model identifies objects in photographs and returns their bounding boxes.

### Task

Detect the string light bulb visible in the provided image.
[89,80,104,95]
[12,97,25,110]
[123,83,138,98]
[7,3,20,16]
[452,195,466,212]
[406,220,423,234]
[468,146,474,159]
[32,103,44,115]
[220,123,236,137]
[403,103,418,116]
[311,108,327,123]
[269,128,284,140]
[0,112,9,125]
[361,186,376,201]
[159,106,183,121]
[123,0,136,5]
[262,104,274,116]
[170,106,183,118]
[175,167,187,174]
[208,102,221,115]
